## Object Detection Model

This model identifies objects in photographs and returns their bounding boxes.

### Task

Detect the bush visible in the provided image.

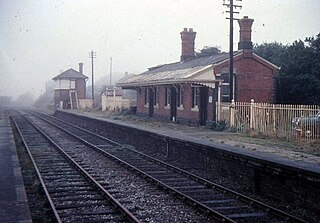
[210,120,227,132]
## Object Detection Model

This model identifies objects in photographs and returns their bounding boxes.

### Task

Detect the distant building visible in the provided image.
[52,63,88,109]
[116,72,137,103]
[117,16,280,126]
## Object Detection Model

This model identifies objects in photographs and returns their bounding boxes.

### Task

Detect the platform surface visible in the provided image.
[0,110,32,223]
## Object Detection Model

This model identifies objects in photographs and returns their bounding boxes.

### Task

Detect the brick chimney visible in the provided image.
[238,16,254,50]
[79,62,83,74]
[180,28,196,61]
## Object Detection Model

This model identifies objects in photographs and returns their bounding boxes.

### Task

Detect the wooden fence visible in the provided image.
[217,100,320,142]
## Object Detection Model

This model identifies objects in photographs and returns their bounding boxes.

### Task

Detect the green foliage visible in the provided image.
[210,120,227,131]
[195,46,221,58]
[228,127,237,132]
[254,34,320,105]
[253,42,287,67]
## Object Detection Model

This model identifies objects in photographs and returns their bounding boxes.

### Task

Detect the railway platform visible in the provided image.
[54,110,320,216]
[0,110,32,223]
[63,110,320,174]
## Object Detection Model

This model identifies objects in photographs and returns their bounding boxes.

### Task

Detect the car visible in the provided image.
[292,110,320,138]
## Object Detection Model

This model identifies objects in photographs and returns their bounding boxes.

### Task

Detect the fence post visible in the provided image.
[216,102,219,122]
[216,82,222,122]
[250,99,254,129]
[230,99,236,128]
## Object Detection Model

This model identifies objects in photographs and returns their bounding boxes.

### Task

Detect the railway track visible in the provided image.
[25,111,309,223]
[13,111,215,223]
[12,113,140,223]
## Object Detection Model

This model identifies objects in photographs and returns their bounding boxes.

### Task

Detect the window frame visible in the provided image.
[191,86,200,110]
[177,85,184,108]
[144,88,149,106]
[153,87,159,108]
[164,86,171,108]
[221,73,230,102]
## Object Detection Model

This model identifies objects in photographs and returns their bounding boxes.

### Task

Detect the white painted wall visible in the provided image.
[102,94,131,111]
[79,99,93,109]
[54,79,76,90]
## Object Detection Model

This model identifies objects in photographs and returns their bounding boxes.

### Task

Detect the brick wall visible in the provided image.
[136,84,214,124]
[137,88,148,114]
[215,51,278,103]
[54,89,69,105]
[236,52,276,103]
[76,79,86,99]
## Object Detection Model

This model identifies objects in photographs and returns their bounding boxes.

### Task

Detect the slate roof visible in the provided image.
[52,68,88,80]
[116,73,136,84]
[117,51,242,87]
[146,52,232,74]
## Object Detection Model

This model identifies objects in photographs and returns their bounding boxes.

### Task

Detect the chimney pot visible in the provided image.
[238,16,254,50]
[79,62,83,74]
[180,28,196,62]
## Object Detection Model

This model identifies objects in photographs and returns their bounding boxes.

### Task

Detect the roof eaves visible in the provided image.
[213,51,244,67]
[184,64,213,79]
[117,77,219,88]
[252,53,281,70]
[52,68,89,80]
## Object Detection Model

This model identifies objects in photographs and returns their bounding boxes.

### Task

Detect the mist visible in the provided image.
[1,0,319,101]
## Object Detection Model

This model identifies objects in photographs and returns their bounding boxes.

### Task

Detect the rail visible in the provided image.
[30,110,308,223]
[12,112,141,223]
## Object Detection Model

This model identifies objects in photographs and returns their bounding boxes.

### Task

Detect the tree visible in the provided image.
[253,42,287,67]
[33,81,55,109]
[12,92,35,107]
[195,46,221,58]
[254,34,320,105]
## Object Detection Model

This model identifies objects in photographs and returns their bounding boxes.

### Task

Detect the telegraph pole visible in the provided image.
[109,57,112,87]
[223,0,242,101]
[89,50,96,100]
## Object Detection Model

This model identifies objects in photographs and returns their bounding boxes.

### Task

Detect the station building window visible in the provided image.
[70,80,76,89]
[221,74,230,102]
[144,88,148,105]
[165,86,171,107]
[153,87,158,107]
[177,85,184,107]
[192,86,200,108]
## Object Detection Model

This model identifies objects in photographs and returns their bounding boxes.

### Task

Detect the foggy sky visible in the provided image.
[1,0,319,99]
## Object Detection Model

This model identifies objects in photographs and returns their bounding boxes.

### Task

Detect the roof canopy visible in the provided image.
[117,52,235,88]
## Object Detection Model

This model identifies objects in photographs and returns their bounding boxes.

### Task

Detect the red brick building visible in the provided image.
[117,16,279,125]
[53,63,88,109]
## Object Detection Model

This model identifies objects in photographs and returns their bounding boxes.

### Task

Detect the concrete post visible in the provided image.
[217,82,222,121]
[113,88,116,111]
[250,99,255,129]
[230,99,236,128]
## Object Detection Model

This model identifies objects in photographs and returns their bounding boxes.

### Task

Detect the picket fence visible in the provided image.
[217,100,320,142]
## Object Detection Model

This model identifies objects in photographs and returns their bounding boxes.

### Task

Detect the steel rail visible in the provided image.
[32,111,309,223]
[29,111,236,222]
[16,113,141,223]
[11,116,63,223]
